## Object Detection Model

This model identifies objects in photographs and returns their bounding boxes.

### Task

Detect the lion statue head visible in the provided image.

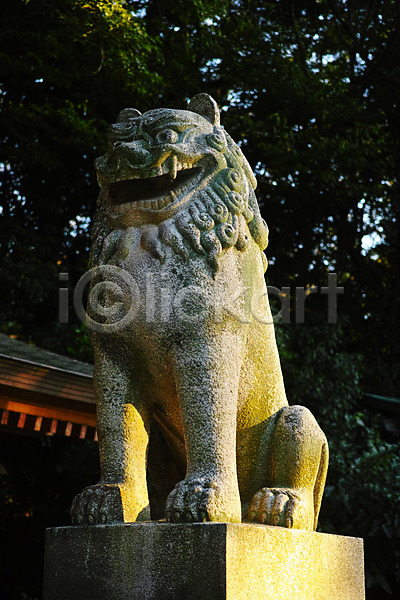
[91,93,269,274]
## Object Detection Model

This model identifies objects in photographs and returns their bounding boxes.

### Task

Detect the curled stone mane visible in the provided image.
[90,127,269,276]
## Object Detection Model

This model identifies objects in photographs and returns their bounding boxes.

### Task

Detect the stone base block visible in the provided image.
[43,522,365,600]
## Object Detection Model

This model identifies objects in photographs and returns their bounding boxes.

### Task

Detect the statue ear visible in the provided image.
[116,108,142,122]
[188,94,220,126]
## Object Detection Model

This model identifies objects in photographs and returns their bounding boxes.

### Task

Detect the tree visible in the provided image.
[1,1,399,597]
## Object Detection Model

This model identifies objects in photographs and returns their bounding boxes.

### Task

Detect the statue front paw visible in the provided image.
[165,476,241,524]
[71,483,124,525]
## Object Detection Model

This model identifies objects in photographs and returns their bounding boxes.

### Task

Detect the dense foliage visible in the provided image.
[1,1,399,598]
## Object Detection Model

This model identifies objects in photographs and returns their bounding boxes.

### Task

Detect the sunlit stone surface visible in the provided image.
[44,523,365,600]
[70,95,329,531]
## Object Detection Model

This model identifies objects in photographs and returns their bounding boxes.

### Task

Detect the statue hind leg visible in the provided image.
[245,405,328,530]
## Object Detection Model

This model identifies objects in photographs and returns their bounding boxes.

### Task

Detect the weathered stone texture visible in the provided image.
[70,94,329,531]
[43,523,365,600]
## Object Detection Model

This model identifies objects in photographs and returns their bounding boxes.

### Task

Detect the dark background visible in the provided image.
[1,1,399,598]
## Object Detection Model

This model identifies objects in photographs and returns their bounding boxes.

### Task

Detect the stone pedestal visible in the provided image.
[43,522,365,600]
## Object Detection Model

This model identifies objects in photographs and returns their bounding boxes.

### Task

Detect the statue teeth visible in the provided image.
[133,196,176,210]
[170,155,178,180]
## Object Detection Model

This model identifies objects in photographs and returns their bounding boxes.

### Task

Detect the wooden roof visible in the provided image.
[0,334,97,440]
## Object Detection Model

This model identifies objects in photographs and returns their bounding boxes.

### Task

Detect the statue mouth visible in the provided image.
[109,166,201,210]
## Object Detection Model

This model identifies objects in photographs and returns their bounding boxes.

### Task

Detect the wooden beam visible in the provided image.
[0,397,96,428]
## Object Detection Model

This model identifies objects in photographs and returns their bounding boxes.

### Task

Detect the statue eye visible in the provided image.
[156,128,179,144]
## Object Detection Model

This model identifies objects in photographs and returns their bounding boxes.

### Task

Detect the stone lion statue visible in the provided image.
[71,94,328,530]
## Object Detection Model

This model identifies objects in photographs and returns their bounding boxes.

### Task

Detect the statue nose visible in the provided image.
[113,140,151,166]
